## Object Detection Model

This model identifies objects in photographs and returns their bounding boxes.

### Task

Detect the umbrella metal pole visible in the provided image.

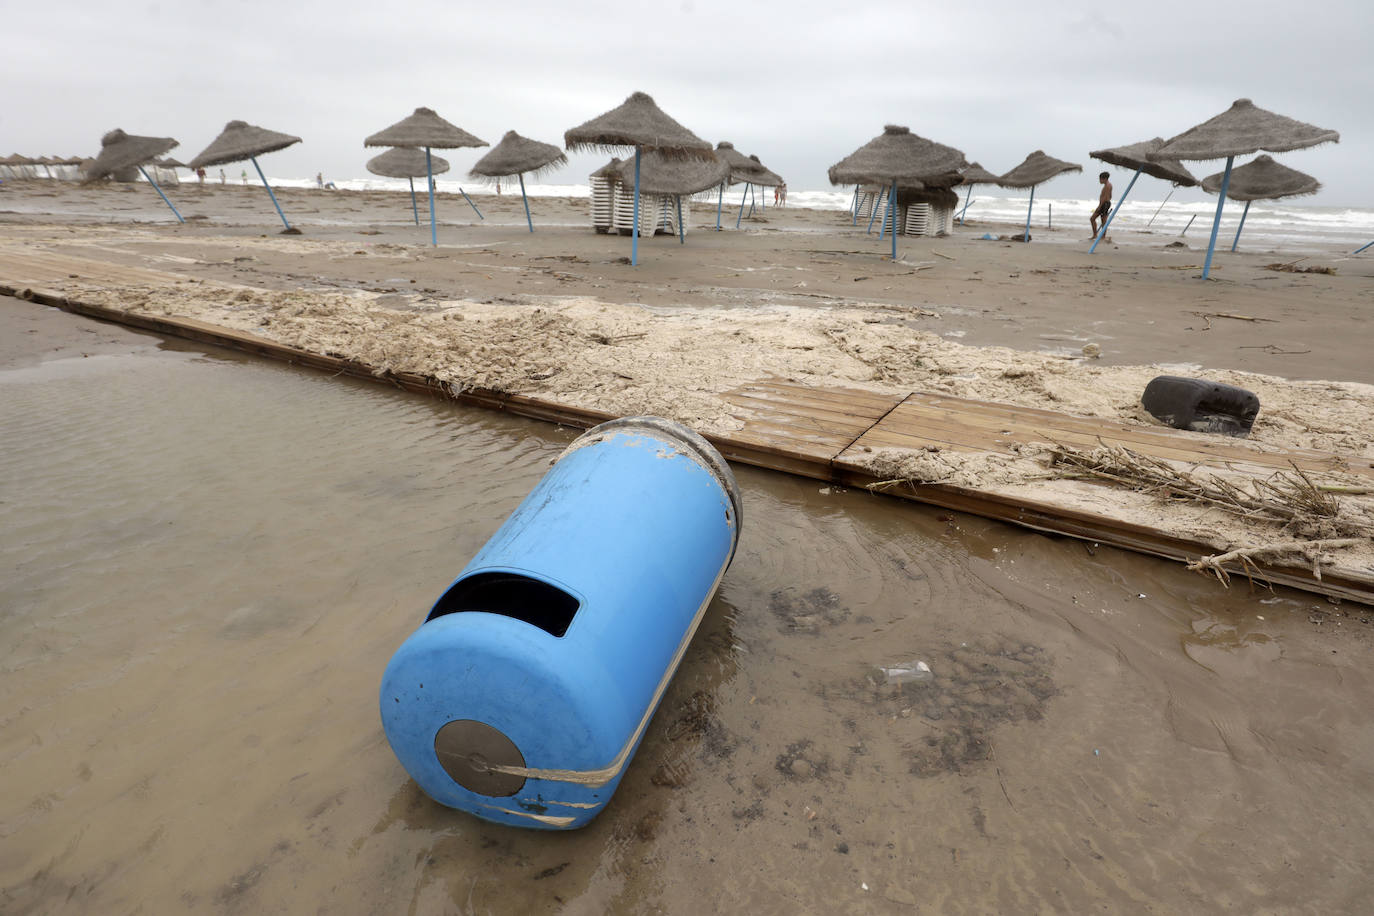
[138,166,184,223]
[748,185,756,218]
[425,148,438,246]
[458,187,484,220]
[1181,214,1197,237]
[519,174,533,233]
[1146,188,1174,227]
[736,182,749,229]
[866,187,885,234]
[1354,239,1374,255]
[1201,156,1233,279]
[853,191,864,226]
[676,195,685,244]
[958,185,972,225]
[631,148,641,266]
[1230,200,1250,251]
[251,156,291,231]
[850,185,859,222]
[889,179,898,260]
[716,182,724,230]
[1090,167,1139,254]
[408,177,419,225]
[1022,187,1035,242]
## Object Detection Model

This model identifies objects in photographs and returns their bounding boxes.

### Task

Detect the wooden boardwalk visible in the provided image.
[4,248,1372,605]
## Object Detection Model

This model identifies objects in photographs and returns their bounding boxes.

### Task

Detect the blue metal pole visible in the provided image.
[425,147,437,246]
[1355,239,1374,255]
[519,173,533,233]
[747,185,756,219]
[958,184,973,225]
[866,187,885,234]
[631,148,641,266]
[735,182,749,228]
[408,177,419,225]
[1023,186,1035,242]
[850,185,859,220]
[889,178,898,260]
[250,156,291,231]
[852,189,864,226]
[879,185,889,240]
[1230,199,1250,252]
[1201,155,1233,280]
[138,165,184,223]
[458,187,484,220]
[715,182,724,230]
[1089,167,1139,254]
[676,195,685,244]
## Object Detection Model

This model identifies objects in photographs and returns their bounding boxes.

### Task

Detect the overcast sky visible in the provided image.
[6,1,1370,205]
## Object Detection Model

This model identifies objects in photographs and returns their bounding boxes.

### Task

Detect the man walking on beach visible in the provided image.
[1090,171,1112,238]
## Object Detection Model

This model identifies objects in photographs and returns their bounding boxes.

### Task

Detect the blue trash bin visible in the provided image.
[379,416,742,829]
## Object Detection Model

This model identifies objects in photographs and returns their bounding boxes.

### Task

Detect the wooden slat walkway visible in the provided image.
[4,248,1371,605]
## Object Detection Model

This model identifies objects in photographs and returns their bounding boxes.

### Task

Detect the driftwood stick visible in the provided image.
[1187,539,1364,587]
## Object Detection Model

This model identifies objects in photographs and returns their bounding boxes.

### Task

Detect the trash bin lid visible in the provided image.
[434,719,527,796]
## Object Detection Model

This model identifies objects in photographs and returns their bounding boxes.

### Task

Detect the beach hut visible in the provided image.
[996,151,1082,242]
[611,149,727,242]
[1087,138,1197,252]
[84,129,185,223]
[468,131,568,233]
[1152,99,1338,278]
[711,142,766,230]
[365,107,488,247]
[828,125,967,260]
[189,121,303,232]
[367,147,450,226]
[588,158,622,233]
[565,91,714,266]
[955,162,999,224]
[1200,154,1320,252]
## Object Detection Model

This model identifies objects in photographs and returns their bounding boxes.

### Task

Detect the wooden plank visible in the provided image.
[0,248,196,288]
[730,378,901,416]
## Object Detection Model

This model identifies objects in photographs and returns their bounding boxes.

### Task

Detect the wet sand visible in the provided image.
[4,301,1374,914]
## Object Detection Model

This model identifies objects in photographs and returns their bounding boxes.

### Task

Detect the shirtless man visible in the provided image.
[1090,171,1112,237]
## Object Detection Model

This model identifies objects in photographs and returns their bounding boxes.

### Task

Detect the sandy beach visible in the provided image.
[4,179,1374,913]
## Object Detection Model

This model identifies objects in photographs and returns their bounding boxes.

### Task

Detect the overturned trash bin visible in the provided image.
[379,416,742,829]
[1141,376,1259,437]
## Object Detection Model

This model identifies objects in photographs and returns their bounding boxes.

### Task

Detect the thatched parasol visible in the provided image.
[368,148,451,226]
[1086,138,1198,252]
[468,131,568,233]
[1200,154,1320,252]
[996,151,1081,242]
[84,129,185,223]
[565,91,713,264]
[710,142,764,229]
[364,107,488,245]
[731,153,784,226]
[829,125,968,258]
[746,154,783,189]
[954,162,1000,224]
[189,121,303,232]
[1152,99,1338,277]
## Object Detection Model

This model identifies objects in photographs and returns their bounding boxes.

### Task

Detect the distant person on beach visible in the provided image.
[241,169,248,185]
[1091,171,1112,237]
[196,167,206,184]
[316,172,324,189]
[778,182,787,207]
[219,169,225,185]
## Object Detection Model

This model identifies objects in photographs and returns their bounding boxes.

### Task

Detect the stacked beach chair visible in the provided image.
[590,172,615,234]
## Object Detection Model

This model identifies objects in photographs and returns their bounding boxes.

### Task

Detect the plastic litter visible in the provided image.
[874,660,933,684]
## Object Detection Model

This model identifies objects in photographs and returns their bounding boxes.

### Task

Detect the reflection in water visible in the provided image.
[3,330,1374,913]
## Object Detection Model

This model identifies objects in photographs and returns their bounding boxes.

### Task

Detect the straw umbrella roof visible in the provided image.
[365,107,486,150]
[1200,154,1320,201]
[468,131,567,180]
[959,162,1001,185]
[828,125,967,187]
[996,151,1082,189]
[590,158,623,180]
[745,154,783,188]
[1153,98,1339,161]
[565,91,713,159]
[1091,138,1197,186]
[156,157,188,169]
[367,147,450,179]
[189,121,301,169]
[612,149,728,195]
[84,129,179,180]
[714,142,766,184]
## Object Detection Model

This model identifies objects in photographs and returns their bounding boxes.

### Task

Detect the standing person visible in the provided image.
[773,185,780,206]
[196,167,206,184]
[316,172,323,189]
[779,182,787,207]
[241,169,247,185]
[1090,171,1112,238]
[219,169,225,185]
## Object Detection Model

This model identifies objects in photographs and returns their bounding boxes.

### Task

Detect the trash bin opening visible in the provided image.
[428,572,581,638]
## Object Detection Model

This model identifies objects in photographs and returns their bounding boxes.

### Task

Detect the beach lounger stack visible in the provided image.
[611,183,666,237]
[590,174,615,234]
[904,203,930,237]
[929,205,953,235]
